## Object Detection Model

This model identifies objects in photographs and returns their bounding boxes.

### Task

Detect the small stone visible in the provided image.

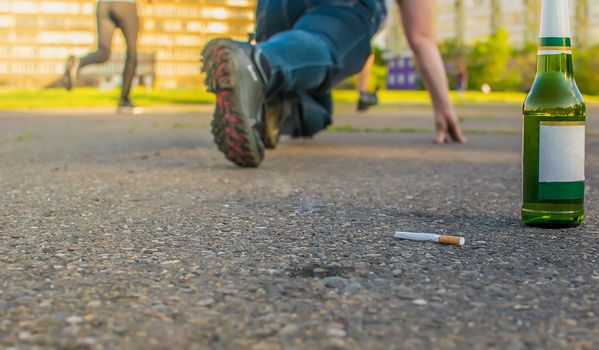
[114,326,129,335]
[326,262,341,270]
[326,325,347,338]
[77,337,97,346]
[18,331,32,341]
[87,300,102,308]
[341,282,362,295]
[312,268,327,277]
[373,278,386,286]
[280,324,300,336]
[565,318,578,326]
[396,287,418,300]
[392,269,402,277]
[470,302,487,309]
[66,316,83,324]
[323,276,348,290]
[459,270,479,278]
[160,260,181,265]
[14,295,32,304]
[197,298,215,307]
[429,302,445,309]
[413,299,427,306]
[513,304,531,310]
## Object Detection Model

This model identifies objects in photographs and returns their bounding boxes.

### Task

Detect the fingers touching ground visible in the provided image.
[434,113,468,144]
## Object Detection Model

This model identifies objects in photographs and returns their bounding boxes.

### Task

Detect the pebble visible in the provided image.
[313,268,327,277]
[114,326,129,335]
[323,276,348,290]
[396,287,418,300]
[372,278,387,286]
[326,325,347,338]
[160,260,181,265]
[77,337,98,346]
[326,262,341,270]
[459,270,480,278]
[66,316,83,324]
[14,295,32,304]
[392,269,402,277]
[18,331,32,341]
[565,319,578,326]
[429,302,445,309]
[87,300,102,308]
[513,304,531,310]
[280,324,300,336]
[197,298,215,307]
[413,299,427,306]
[341,282,362,295]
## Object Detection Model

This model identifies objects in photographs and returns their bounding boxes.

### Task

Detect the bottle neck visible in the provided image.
[536,37,574,76]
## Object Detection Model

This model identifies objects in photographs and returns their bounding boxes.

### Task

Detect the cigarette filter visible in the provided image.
[394,231,465,246]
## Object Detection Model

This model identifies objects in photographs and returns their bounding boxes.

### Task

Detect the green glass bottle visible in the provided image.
[522,0,585,227]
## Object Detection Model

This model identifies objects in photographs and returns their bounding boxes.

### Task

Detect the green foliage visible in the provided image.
[372,45,385,67]
[494,42,537,91]
[468,28,512,90]
[574,44,599,95]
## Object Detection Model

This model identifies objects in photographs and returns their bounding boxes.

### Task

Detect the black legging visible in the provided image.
[79,1,139,100]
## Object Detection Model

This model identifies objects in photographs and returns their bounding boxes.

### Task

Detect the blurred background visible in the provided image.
[0,0,598,105]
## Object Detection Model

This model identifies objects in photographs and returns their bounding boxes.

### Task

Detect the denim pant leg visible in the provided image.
[256,0,384,136]
[255,0,306,43]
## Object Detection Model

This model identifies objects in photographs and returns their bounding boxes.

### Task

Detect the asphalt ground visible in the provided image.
[1,103,598,349]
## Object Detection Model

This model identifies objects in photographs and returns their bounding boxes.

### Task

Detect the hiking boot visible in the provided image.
[356,91,378,111]
[63,55,80,91]
[118,97,143,115]
[202,38,266,167]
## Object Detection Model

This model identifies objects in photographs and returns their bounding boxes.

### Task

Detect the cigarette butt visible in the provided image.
[394,231,465,246]
[438,235,465,246]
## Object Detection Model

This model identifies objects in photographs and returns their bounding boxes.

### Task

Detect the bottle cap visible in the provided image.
[540,0,571,38]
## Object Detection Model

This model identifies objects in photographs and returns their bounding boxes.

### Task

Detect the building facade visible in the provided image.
[2,0,598,89]
[0,0,256,89]
[433,0,599,48]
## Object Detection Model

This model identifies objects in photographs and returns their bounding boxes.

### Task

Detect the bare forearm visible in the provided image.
[411,41,452,111]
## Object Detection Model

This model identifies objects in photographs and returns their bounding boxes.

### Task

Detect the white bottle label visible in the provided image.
[539,122,585,183]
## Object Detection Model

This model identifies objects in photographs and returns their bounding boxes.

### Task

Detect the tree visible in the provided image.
[467,28,511,90]
[496,42,537,91]
[574,44,599,95]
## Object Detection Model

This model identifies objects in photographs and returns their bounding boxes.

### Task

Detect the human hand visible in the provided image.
[434,110,467,144]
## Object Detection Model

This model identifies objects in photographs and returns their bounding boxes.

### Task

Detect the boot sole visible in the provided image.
[201,39,264,168]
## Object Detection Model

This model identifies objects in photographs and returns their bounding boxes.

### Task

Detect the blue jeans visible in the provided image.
[256,0,386,136]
